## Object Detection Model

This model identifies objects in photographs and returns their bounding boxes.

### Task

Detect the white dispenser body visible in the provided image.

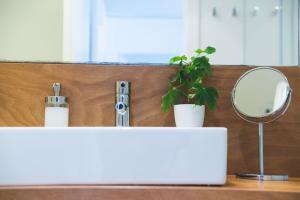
[44,107,69,127]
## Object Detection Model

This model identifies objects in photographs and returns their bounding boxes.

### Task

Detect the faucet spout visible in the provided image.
[115,81,130,127]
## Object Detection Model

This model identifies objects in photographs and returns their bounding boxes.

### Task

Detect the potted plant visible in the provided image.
[162,47,219,127]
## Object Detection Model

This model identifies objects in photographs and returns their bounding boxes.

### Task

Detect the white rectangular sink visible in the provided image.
[0,127,227,185]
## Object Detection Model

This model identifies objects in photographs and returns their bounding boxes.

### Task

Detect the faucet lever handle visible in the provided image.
[53,83,61,96]
[116,81,130,95]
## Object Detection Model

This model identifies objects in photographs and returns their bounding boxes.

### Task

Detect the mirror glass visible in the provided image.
[232,67,291,119]
[0,0,299,65]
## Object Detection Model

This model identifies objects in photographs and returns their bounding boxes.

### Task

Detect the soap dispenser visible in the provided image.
[44,83,69,127]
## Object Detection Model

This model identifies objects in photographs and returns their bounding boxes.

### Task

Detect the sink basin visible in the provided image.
[0,127,227,185]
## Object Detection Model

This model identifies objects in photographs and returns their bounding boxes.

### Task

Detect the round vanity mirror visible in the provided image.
[231,67,292,181]
[232,67,292,123]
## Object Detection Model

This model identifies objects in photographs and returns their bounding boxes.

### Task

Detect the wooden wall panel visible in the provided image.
[0,62,299,177]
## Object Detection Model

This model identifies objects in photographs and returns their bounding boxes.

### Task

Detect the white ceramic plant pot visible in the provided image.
[174,104,205,127]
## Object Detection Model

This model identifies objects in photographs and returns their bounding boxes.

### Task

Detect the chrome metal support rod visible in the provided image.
[236,122,288,181]
[258,122,264,176]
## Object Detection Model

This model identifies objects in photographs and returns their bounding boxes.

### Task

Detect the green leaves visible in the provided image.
[195,46,216,55]
[204,46,216,54]
[171,70,186,85]
[193,56,212,77]
[162,87,185,113]
[194,87,219,111]
[169,55,187,64]
[162,46,218,113]
[195,49,204,54]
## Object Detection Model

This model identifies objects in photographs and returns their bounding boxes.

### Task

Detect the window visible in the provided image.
[63,0,184,63]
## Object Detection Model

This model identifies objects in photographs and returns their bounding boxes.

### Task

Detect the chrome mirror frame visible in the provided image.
[231,67,292,181]
[231,67,292,124]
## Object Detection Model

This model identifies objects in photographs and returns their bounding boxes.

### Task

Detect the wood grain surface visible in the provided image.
[0,62,299,177]
[0,176,299,200]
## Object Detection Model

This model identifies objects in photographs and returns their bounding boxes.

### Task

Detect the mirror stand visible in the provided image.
[236,122,289,181]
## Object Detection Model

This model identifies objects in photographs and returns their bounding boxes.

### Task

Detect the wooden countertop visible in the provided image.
[0,176,299,200]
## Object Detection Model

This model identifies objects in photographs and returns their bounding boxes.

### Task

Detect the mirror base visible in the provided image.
[236,173,288,181]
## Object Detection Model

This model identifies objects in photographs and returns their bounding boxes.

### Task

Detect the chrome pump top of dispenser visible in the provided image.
[45,83,68,107]
[44,83,69,127]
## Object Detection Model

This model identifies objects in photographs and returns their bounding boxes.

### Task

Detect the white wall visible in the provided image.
[0,0,63,62]
[244,0,280,66]
[183,0,201,57]
[200,0,244,65]
[63,0,91,63]
[190,0,298,66]
[282,0,298,65]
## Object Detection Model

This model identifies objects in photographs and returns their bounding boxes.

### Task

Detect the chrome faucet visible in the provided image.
[115,81,130,127]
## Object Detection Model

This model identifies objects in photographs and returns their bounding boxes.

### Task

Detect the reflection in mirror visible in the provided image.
[232,68,291,118]
[0,0,298,65]
[231,67,292,181]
